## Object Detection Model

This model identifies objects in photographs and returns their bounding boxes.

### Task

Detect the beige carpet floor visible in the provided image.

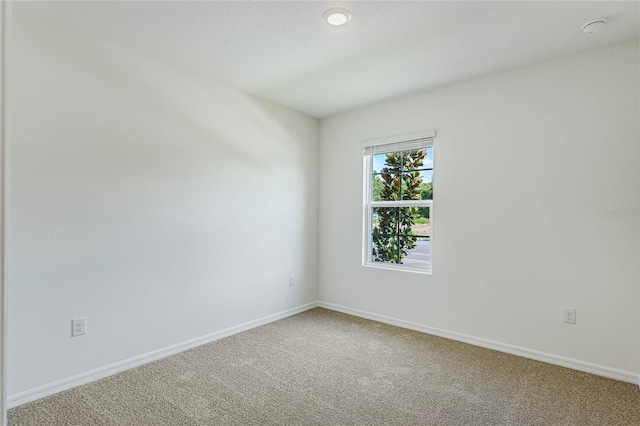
[8,308,640,425]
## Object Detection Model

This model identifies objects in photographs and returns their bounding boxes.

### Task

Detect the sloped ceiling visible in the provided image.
[13,1,640,118]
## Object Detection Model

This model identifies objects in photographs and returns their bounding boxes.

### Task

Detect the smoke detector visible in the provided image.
[581,18,607,34]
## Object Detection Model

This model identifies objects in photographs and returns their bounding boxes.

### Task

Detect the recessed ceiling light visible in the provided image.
[323,8,352,26]
[581,18,607,34]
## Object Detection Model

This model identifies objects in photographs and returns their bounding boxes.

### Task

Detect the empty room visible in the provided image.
[0,1,639,425]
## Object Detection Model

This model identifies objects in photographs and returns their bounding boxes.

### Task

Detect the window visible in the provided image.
[363,130,434,273]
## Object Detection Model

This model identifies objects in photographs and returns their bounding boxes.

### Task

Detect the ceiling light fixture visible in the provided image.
[581,18,607,34]
[323,8,352,26]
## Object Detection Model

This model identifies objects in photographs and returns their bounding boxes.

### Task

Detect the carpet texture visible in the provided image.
[8,308,640,425]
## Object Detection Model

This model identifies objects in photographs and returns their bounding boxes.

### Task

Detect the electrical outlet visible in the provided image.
[72,317,87,337]
[289,275,295,286]
[563,308,576,324]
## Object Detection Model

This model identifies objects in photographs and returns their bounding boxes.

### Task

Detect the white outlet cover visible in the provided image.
[72,317,87,337]
[563,308,576,324]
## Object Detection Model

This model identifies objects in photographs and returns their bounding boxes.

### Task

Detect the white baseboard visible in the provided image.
[7,301,319,409]
[317,301,640,386]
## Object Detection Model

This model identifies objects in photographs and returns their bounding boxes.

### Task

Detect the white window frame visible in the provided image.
[362,130,435,274]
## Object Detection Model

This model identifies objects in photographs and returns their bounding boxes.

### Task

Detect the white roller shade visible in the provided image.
[362,129,435,155]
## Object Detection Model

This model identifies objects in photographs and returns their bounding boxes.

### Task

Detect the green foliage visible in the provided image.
[413,217,430,224]
[421,181,433,200]
[372,149,426,264]
[372,175,383,202]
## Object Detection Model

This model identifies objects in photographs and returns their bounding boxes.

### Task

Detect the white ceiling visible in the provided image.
[14,1,640,118]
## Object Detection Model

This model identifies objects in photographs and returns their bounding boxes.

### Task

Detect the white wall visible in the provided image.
[1,1,7,423]
[7,9,318,396]
[319,40,640,375]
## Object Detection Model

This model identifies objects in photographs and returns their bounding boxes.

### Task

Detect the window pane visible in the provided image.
[372,207,398,264]
[373,152,403,173]
[419,170,433,200]
[372,153,387,174]
[402,148,427,171]
[399,149,428,200]
[373,172,401,201]
[371,235,401,264]
[371,206,430,267]
[371,149,432,202]
[398,206,416,235]
[411,206,430,236]
[372,173,400,201]
[401,171,423,200]
[401,236,431,269]
[381,152,403,202]
[420,169,433,184]
[372,207,397,236]
[424,147,433,169]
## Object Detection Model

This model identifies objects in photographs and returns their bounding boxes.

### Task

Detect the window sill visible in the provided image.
[363,262,432,275]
